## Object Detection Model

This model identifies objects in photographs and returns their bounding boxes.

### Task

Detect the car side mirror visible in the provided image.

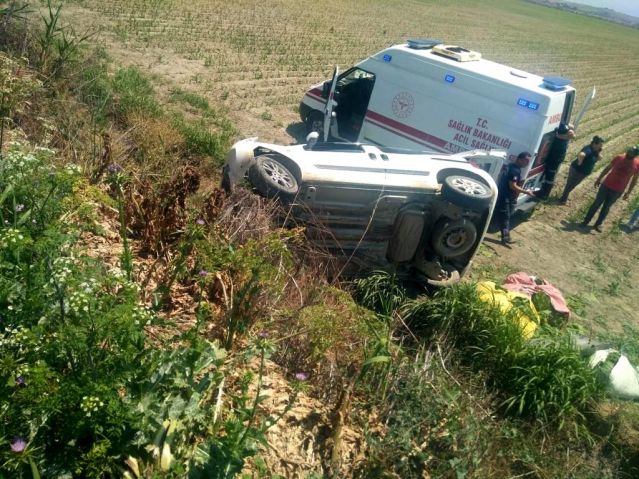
[304,132,319,149]
[321,80,331,98]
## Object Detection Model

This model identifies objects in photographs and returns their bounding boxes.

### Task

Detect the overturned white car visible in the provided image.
[222,136,504,286]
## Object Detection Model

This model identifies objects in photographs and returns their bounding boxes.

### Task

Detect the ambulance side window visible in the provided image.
[337,68,375,87]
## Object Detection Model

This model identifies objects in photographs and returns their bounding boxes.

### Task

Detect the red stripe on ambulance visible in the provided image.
[365,111,448,150]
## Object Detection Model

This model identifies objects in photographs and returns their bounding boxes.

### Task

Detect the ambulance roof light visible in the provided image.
[407,39,443,50]
[542,76,572,91]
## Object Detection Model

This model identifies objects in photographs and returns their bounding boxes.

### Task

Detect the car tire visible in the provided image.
[430,218,477,258]
[248,155,299,201]
[441,175,493,209]
[221,164,232,194]
[305,110,324,138]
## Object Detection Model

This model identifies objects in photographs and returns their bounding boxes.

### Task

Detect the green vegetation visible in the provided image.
[352,275,621,478]
[404,284,603,424]
[170,87,211,112]
[112,66,162,119]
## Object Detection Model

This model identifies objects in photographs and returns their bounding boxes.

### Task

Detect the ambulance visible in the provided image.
[299,40,594,208]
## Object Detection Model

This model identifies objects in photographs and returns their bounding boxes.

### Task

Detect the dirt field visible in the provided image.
[54,0,639,335]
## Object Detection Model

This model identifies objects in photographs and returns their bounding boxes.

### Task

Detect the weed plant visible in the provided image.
[170,87,210,111]
[190,228,295,349]
[357,343,618,479]
[0,142,146,476]
[172,114,229,160]
[353,270,406,318]
[0,53,41,152]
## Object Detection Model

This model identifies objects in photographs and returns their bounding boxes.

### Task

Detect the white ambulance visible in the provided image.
[299,40,593,207]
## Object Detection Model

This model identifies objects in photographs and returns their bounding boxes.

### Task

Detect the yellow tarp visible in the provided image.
[476,281,540,339]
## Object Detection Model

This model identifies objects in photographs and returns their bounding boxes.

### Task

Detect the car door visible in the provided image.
[323,66,339,142]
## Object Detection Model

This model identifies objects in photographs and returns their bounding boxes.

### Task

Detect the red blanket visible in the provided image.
[502,272,570,318]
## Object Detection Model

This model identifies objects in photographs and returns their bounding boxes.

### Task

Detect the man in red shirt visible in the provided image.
[581,146,639,232]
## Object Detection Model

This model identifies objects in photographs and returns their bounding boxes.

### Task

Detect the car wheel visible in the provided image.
[431,218,477,258]
[441,175,493,209]
[305,110,324,138]
[248,155,299,200]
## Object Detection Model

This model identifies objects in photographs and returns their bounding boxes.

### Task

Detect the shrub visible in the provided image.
[190,227,295,349]
[124,164,200,256]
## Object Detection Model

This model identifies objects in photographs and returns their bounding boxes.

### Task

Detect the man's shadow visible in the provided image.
[559,219,592,234]
[487,209,533,234]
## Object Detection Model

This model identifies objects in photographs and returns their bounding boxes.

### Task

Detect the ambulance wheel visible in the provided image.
[441,175,493,210]
[305,111,324,138]
[248,155,299,201]
[431,218,477,258]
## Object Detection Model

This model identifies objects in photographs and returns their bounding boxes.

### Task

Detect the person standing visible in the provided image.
[559,135,604,204]
[538,122,576,200]
[581,146,639,232]
[496,152,536,244]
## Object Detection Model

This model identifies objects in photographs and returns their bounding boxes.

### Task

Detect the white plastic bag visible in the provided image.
[609,356,639,399]
[588,349,639,400]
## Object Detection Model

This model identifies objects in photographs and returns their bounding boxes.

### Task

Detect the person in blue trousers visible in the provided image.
[496,152,537,244]
[627,207,639,231]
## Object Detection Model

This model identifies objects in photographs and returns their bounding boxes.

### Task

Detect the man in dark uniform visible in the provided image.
[496,152,537,245]
[537,122,576,200]
[559,135,604,204]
